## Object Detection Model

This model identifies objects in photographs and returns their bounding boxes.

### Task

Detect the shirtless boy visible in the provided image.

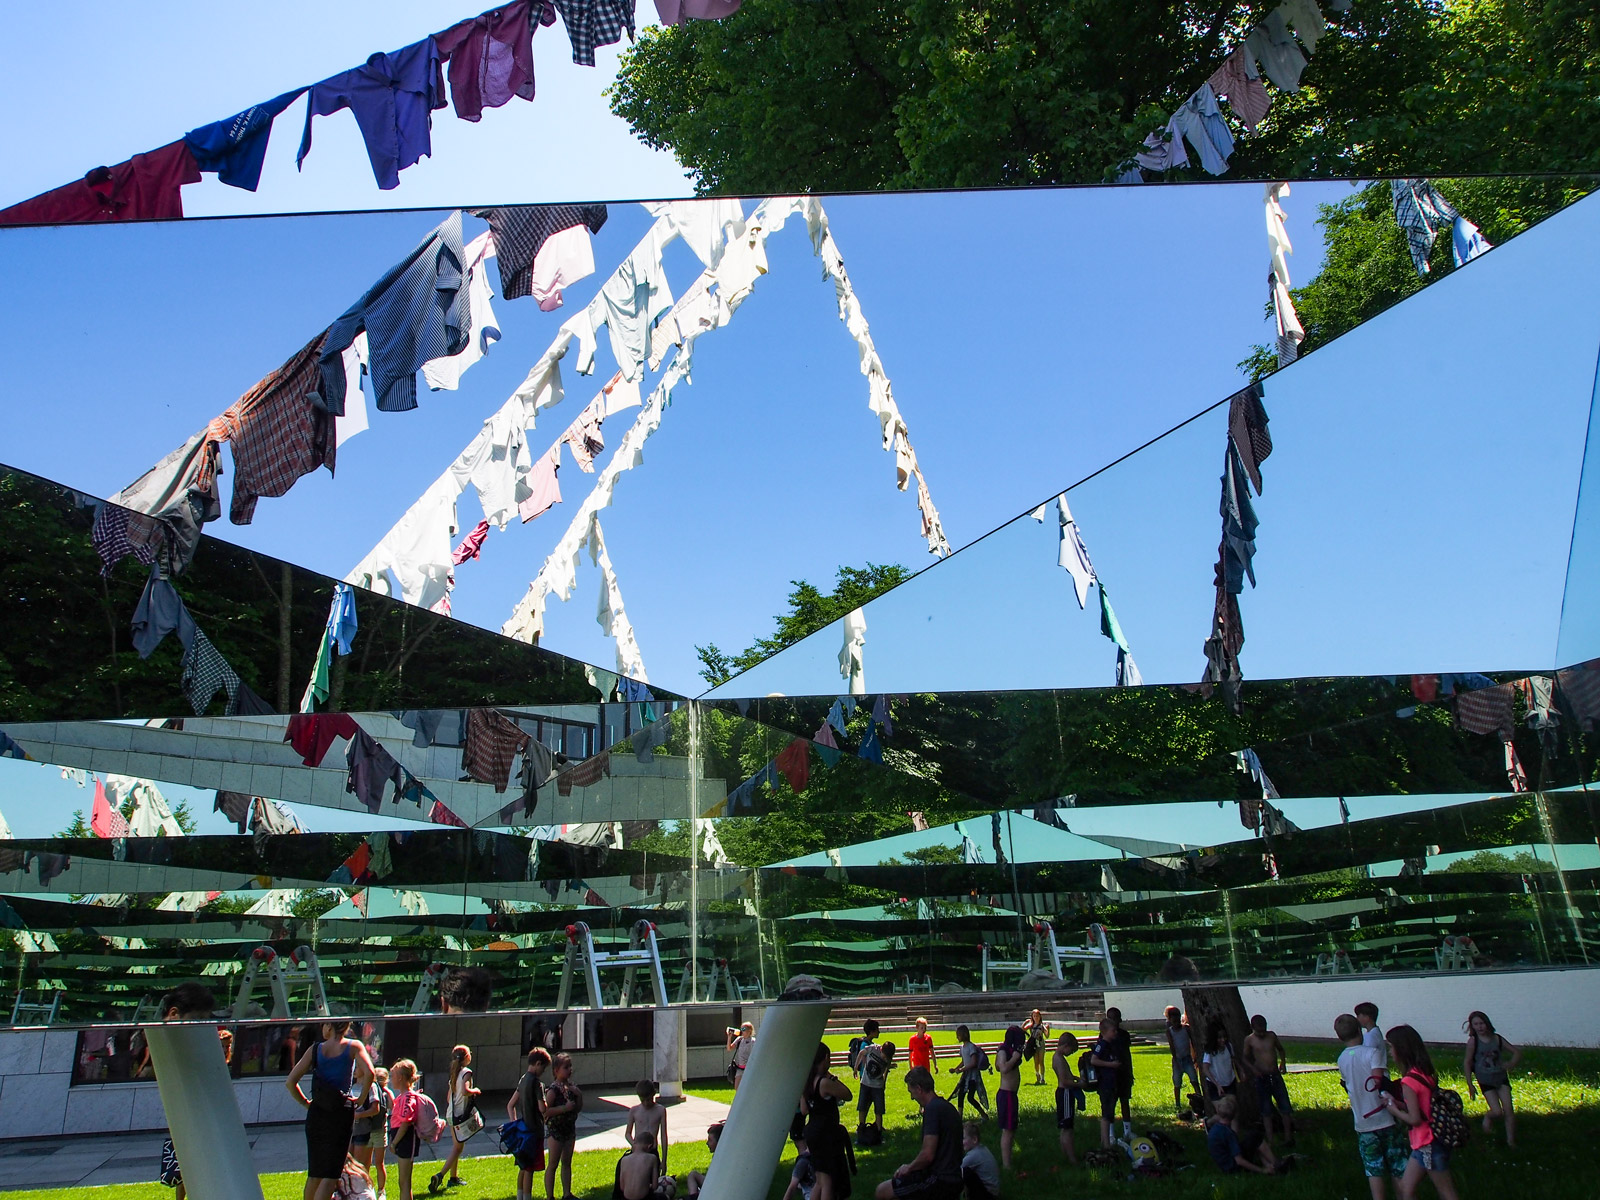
[615,1134,676,1200]
[994,1026,1026,1167]
[1242,1015,1294,1145]
[626,1080,669,1172]
[1051,1031,1081,1165]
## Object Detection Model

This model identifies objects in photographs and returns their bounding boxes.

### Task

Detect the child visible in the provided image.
[908,1017,935,1073]
[960,1121,1001,1200]
[950,1025,988,1118]
[1105,1008,1134,1141]
[388,1060,440,1200]
[1163,1006,1199,1112]
[1023,1009,1049,1086]
[543,1052,583,1200]
[352,1066,392,1200]
[626,1079,670,1173]
[994,1025,1025,1167]
[686,1121,721,1199]
[507,1048,550,1200]
[1243,1015,1295,1145]
[1088,1018,1121,1148]
[1355,1002,1387,1067]
[1205,1095,1280,1175]
[1335,1013,1406,1200]
[1051,1031,1081,1166]
[614,1133,677,1200]
[1462,1010,1519,1147]
[727,1022,755,1090]
[854,1019,889,1139]
[1201,1024,1237,1102]
[336,1153,378,1200]
[1383,1026,1461,1200]
[433,1044,481,1192]
[781,1139,815,1200]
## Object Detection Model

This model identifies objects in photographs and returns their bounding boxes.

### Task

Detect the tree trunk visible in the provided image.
[1180,983,1260,1127]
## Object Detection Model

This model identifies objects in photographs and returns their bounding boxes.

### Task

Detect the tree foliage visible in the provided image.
[611,0,1600,194]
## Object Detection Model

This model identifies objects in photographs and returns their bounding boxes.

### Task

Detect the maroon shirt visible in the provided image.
[0,140,199,225]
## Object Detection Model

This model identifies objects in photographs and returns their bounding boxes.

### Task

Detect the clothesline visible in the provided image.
[1029,493,1141,687]
[0,1,745,223]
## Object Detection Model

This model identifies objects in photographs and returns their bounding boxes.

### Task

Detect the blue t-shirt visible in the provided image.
[1207,1122,1242,1173]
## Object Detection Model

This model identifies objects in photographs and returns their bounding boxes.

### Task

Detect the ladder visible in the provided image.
[1036,922,1117,986]
[979,941,1036,992]
[9,990,61,1026]
[230,945,330,1020]
[408,961,453,1013]
[557,920,668,1009]
[675,957,744,1003]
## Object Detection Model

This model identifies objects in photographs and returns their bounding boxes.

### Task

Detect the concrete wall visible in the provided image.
[1105,965,1600,1047]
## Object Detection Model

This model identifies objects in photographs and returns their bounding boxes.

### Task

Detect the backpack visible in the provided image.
[413,1091,443,1143]
[847,1036,866,1073]
[859,1042,888,1089]
[856,1122,883,1147]
[497,1119,531,1157]
[1411,1071,1469,1150]
[978,1044,991,1072]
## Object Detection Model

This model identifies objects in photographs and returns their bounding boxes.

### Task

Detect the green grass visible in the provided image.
[10,1045,1599,1200]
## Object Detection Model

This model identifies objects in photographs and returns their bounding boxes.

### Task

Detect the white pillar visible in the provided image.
[700,1002,831,1200]
[146,1024,263,1200]
[654,1007,686,1101]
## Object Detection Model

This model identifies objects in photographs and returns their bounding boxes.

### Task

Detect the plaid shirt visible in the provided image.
[463,708,530,792]
[1455,683,1514,738]
[91,501,163,576]
[1391,179,1460,275]
[551,0,635,66]
[215,332,336,524]
[180,629,241,715]
[473,204,608,300]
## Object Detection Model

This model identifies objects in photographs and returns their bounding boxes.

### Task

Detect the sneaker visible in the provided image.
[447,1179,465,1188]
[429,1172,444,1193]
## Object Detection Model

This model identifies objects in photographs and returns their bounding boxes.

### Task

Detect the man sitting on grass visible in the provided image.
[875,1067,964,1200]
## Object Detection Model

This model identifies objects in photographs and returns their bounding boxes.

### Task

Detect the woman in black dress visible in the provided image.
[286,1021,376,1200]
[802,1042,855,1200]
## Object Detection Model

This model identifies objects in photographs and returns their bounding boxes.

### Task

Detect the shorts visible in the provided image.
[1116,1071,1133,1103]
[351,1131,372,1147]
[1411,1143,1451,1171]
[996,1089,1018,1131]
[1476,1071,1511,1092]
[392,1128,420,1160]
[1097,1082,1118,1120]
[1171,1058,1199,1087]
[1253,1072,1293,1116]
[858,1086,886,1120]
[514,1139,546,1172]
[962,1166,998,1200]
[890,1168,962,1200]
[1357,1127,1409,1179]
[1054,1087,1074,1130]
[790,1110,807,1144]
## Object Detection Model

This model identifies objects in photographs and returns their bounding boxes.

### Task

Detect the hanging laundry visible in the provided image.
[583,664,620,701]
[1390,179,1463,275]
[449,407,535,532]
[130,568,194,659]
[103,426,224,576]
[552,0,636,65]
[346,729,405,814]
[590,518,648,681]
[1220,443,1260,593]
[632,718,670,764]
[422,232,502,391]
[90,779,130,839]
[774,739,810,793]
[1279,0,1326,53]
[400,709,466,748]
[519,448,563,524]
[463,708,532,793]
[302,628,333,712]
[231,681,275,715]
[991,812,1008,864]
[961,834,981,864]
[1264,183,1305,366]
[430,801,469,828]
[1235,748,1281,799]
[655,0,742,23]
[0,730,30,761]
[529,224,598,311]
[1244,11,1309,91]
[321,212,471,414]
[335,333,372,447]
[1411,675,1440,703]
[342,842,374,885]
[1515,676,1560,730]
[1206,46,1270,131]
[1056,495,1097,608]
[367,832,394,880]
[906,810,930,832]
[0,142,200,226]
[1171,83,1234,175]
[1098,583,1130,652]
[839,607,867,696]
[180,629,240,715]
[643,198,746,270]
[397,775,438,809]
[327,583,358,656]
[1452,217,1493,266]
[215,331,338,525]
[1557,662,1600,731]
[1226,382,1273,495]
[825,699,848,737]
[433,0,554,121]
[860,697,894,746]
[297,38,442,190]
[1262,802,1299,837]
[557,750,611,796]
[579,223,675,381]
[348,474,459,610]
[284,712,360,767]
[518,740,556,817]
[473,204,609,301]
[113,779,181,837]
[563,399,607,472]
[602,373,643,416]
[1456,684,1514,737]
[1134,120,1188,173]
[184,89,306,192]
[452,520,492,564]
[858,719,883,764]
[1201,564,1245,713]
[1117,647,1143,687]
[27,853,71,885]
[90,501,162,578]
[213,790,251,833]
[1503,739,1529,792]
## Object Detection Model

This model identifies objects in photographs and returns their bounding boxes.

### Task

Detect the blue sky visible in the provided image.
[1,3,689,215]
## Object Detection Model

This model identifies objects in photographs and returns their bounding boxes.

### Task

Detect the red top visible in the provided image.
[908,1033,935,1070]
[1401,1070,1434,1148]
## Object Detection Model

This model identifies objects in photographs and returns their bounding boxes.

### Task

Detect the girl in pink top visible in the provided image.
[1382,1025,1460,1200]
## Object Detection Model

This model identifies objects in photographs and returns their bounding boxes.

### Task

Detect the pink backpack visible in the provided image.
[413,1092,443,1143]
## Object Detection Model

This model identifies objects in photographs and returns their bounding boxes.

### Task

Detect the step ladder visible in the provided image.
[1037,922,1117,986]
[557,920,668,1009]
[9,990,61,1026]
[675,957,745,1003]
[978,941,1036,992]
[408,961,454,1013]
[230,945,330,1020]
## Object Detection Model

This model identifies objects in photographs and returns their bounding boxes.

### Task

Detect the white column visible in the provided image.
[700,1002,831,1200]
[146,1023,263,1200]
[654,1007,686,1101]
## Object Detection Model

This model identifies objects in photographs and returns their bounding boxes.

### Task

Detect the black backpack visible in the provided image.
[1411,1071,1470,1150]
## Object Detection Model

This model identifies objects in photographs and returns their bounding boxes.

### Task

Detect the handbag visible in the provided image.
[726,1059,739,1085]
[453,1097,485,1140]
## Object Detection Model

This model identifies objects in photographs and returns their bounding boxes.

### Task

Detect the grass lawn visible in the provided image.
[6,1043,1597,1200]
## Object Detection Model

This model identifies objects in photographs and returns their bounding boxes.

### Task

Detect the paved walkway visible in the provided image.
[0,1089,730,1191]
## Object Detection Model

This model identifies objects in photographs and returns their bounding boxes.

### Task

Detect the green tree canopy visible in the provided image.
[611,0,1600,194]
